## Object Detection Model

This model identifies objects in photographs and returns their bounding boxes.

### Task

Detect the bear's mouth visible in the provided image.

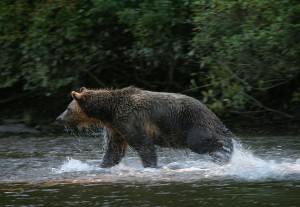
[57,121,80,132]
[62,123,102,133]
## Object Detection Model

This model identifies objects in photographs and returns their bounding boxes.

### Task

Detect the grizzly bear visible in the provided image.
[56,86,234,168]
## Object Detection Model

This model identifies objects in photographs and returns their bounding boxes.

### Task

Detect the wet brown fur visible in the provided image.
[57,86,234,168]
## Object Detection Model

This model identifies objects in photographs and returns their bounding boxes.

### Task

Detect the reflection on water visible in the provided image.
[2,181,300,207]
[0,130,300,206]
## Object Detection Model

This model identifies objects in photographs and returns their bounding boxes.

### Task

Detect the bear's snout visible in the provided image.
[56,116,61,122]
[56,110,80,130]
[56,114,64,124]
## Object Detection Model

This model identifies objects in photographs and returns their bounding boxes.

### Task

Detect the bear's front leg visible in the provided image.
[135,138,158,168]
[101,132,127,168]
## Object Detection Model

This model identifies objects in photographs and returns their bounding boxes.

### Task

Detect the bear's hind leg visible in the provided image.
[132,138,157,168]
[187,127,233,164]
[209,137,233,164]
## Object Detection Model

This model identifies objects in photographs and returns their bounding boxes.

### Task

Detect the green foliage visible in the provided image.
[192,0,300,115]
[1,0,126,92]
[291,88,300,104]
[200,66,249,115]
[117,0,193,88]
[0,1,31,88]
[0,0,193,93]
[19,0,126,92]
[118,1,191,66]
[0,0,299,120]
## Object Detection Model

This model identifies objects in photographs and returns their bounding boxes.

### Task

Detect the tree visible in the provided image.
[191,0,300,117]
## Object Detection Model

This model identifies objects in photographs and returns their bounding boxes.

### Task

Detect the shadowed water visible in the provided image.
[0,129,300,206]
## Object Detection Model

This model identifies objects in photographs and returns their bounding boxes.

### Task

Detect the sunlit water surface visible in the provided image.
[0,129,300,206]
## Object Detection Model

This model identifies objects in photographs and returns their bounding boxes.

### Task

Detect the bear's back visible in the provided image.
[135,90,217,120]
[130,90,224,133]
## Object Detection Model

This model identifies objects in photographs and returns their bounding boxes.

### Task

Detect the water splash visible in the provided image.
[211,142,300,180]
[52,142,300,182]
[52,157,97,173]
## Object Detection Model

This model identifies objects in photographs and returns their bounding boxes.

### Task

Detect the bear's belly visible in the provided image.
[153,134,187,149]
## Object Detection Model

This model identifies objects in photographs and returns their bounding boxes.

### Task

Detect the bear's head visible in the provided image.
[56,87,101,130]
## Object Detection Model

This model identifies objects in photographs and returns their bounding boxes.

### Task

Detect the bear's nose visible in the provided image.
[56,116,62,123]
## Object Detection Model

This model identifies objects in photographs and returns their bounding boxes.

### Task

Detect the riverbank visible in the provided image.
[0,119,59,134]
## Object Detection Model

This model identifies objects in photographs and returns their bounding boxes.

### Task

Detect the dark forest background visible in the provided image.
[1,0,299,126]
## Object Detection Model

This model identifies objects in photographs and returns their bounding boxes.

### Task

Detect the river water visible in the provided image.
[0,128,300,206]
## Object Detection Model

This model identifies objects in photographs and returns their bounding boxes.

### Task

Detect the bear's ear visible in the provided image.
[71,91,82,101]
[80,87,88,92]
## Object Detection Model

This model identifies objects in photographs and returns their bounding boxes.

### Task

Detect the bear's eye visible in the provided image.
[67,108,71,112]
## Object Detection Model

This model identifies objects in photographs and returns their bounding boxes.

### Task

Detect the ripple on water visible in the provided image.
[0,135,300,184]
[48,141,300,184]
